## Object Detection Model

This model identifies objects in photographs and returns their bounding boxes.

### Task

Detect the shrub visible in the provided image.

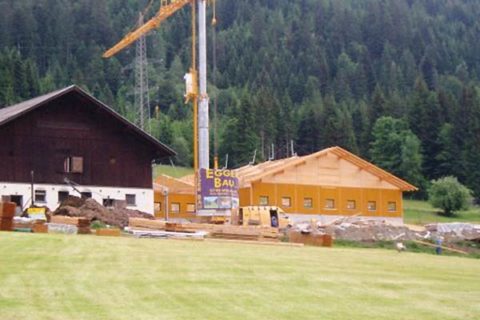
[90,220,107,229]
[428,176,473,216]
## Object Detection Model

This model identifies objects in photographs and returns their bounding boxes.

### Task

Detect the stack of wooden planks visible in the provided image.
[12,217,48,233]
[0,202,16,231]
[96,228,121,237]
[128,218,279,242]
[210,225,279,242]
[50,215,91,234]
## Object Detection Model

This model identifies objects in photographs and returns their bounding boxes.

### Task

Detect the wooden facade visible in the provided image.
[0,86,174,189]
[236,147,416,220]
[154,147,417,221]
[154,175,195,219]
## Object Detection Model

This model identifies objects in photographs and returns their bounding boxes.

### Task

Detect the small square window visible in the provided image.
[64,156,83,173]
[35,190,46,203]
[103,198,114,207]
[58,191,69,203]
[259,196,269,206]
[347,200,356,210]
[325,199,335,209]
[171,203,180,213]
[388,202,397,212]
[186,203,195,213]
[368,201,377,211]
[154,202,162,212]
[304,198,313,208]
[126,194,136,206]
[281,197,291,208]
[81,192,92,199]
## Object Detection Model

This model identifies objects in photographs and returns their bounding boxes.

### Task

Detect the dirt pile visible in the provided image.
[53,196,153,228]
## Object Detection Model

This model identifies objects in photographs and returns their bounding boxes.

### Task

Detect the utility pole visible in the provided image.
[134,12,151,133]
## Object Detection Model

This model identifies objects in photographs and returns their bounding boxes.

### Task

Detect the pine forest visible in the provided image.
[1,0,480,199]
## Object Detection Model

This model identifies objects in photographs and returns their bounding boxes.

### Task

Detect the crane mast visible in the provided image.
[103,0,210,172]
[198,0,209,170]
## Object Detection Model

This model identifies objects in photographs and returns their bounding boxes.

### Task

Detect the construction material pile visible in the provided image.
[0,202,16,231]
[128,218,279,241]
[291,217,419,242]
[12,217,48,233]
[53,196,153,228]
[292,218,480,243]
[49,215,91,234]
[321,220,419,242]
[287,230,333,247]
[425,223,480,242]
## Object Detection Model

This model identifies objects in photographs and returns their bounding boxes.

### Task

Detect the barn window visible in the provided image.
[35,190,47,203]
[186,203,195,212]
[81,192,92,199]
[388,202,397,212]
[259,196,269,206]
[368,201,377,211]
[281,197,291,208]
[171,203,180,213]
[64,156,84,173]
[126,194,136,206]
[103,198,114,207]
[58,191,69,203]
[347,200,356,210]
[325,199,335,209]
[304,198,313,208]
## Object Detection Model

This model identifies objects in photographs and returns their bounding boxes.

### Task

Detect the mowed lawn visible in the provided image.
[1,233,479,320]
[404,199,480,225]
[153,165,193,179]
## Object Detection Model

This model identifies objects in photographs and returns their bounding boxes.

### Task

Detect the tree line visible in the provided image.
[1,0,480,198]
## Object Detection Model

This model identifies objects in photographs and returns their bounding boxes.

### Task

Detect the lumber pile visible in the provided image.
[13,217,35,230]
[32,223,48,233]
[96,228,121,237]
[210,225,279,242]
[129,218,167,230]
[127,218,280,242]
[0,202,16,231]
[288,230,333,247]
[50,215,91,234]
[11,217,48,233]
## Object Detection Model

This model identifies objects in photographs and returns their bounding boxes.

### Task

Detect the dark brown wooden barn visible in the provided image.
[0,85,174,213]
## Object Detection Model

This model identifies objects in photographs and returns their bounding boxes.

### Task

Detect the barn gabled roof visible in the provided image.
[0,85,175,157]
[235,146,418,192]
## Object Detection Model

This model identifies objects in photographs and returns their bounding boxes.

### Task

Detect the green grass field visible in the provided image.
[153,164,193,179]
[1,233,479,320]
[404,199,480,225]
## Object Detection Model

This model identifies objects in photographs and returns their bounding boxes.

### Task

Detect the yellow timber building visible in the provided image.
[154,147,417,224]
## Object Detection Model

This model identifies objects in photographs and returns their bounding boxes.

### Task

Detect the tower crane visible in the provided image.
[103,0,214,179]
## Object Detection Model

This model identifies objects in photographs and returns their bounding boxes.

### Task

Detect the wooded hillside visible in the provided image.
[1,0,480,197]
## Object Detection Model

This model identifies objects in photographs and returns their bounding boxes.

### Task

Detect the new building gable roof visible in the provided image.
[0,85,175,157]
[154,174,194,194]
[235,146,418,192]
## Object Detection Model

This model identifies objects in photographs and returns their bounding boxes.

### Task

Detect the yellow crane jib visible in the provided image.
[102,0,192,58]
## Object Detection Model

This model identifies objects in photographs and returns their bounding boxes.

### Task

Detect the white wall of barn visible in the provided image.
[0,182,154,215]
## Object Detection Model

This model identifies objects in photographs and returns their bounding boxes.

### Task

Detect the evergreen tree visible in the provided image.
[370,116,425,192]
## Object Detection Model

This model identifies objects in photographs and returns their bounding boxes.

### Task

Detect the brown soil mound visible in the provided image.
[53,196,153,228]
